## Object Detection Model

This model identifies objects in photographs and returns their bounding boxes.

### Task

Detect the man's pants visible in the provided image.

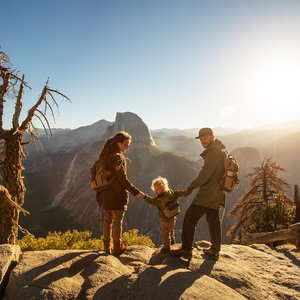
[181,204,221,251]
[102,209,125,244]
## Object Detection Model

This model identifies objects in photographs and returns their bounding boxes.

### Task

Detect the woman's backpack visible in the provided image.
[90,159,115,192]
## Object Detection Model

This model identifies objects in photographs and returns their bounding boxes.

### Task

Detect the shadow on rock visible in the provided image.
[31,252,99,288]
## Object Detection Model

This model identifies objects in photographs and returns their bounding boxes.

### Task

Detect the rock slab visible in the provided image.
[3,243,300,299]
[0,244,21,297]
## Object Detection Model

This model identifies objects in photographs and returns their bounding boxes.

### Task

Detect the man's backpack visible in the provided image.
[90,158,115,192]
[221,150,239,193]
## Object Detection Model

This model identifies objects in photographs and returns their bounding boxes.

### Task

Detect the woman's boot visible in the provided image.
[112,241,127,256]
[103,240,111,254]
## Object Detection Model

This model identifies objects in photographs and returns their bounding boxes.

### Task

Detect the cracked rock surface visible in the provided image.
[2,243,300,299]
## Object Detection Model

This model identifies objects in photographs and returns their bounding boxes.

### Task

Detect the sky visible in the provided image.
[1,0,300,130]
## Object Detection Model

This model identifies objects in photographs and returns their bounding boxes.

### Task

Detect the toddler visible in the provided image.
[143,176,190,253]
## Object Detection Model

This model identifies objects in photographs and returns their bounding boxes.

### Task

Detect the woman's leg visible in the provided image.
[111,210,126,255]
[102,209,113,253]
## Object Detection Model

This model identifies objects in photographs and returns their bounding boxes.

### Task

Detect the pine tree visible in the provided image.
[227,158,293,240]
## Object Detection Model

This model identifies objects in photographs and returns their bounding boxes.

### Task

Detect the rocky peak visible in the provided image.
[105,112,156,146]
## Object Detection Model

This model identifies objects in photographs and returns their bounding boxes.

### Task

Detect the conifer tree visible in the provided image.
[227,158,293,240]
[0,48,69,244]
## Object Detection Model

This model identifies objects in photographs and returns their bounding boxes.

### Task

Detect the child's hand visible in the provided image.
[184,189,193,196]
[136,192,145,199]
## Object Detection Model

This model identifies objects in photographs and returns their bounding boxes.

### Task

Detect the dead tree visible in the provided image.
[294,185,300,247]
[294,185,300,223]
[244,222,300,247]
[227,158,292,239]
[0,50,70,244]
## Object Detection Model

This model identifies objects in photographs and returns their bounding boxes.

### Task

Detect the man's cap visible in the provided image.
[195,127,213,139]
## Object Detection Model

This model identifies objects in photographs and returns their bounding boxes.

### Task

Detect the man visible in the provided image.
[172,127,226,260]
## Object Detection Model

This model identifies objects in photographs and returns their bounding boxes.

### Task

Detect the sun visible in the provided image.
[242,52,300,125]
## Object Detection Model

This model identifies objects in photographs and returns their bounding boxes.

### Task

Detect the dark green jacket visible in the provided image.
[188,139,226,209]
[97,152,140,211]
[144,189,187,221]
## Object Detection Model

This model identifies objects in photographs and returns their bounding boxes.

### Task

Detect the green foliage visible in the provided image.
[228,158,294,240]
[17,229,154,251]
[122,229,155,248]
[246,193,295,234]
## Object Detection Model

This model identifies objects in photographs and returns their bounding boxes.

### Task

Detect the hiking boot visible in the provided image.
[112,242,127,256]
[160,246,171,253]
[203,247,219,260]
[171,247,192,260]
[103,241,111,254]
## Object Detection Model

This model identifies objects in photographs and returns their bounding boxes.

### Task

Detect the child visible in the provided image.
[143,176,190,253]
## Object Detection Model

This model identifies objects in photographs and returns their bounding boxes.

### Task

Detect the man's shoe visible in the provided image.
[171,248,192,260]
[160,246,171,253]
[203,247,219,260]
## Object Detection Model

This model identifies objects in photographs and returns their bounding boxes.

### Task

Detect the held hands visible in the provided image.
[184,188,193,196]
[136,192,145,199]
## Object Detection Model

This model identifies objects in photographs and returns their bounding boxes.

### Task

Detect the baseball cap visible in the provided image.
[195,127,213,139]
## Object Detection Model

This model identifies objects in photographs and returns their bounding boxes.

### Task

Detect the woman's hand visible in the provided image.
[184,189,193,196]
[136,192,145,199]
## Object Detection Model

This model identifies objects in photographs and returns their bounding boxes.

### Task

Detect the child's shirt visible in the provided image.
[144,189,187,221]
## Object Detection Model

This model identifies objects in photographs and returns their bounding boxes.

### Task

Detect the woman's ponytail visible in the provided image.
[99,131,132,159]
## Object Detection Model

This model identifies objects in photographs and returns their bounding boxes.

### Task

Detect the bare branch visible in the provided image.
[0,68,11,130]
[12,75,24,129]
[18,224,34,237]
[19,86,48,131]
[27,122,44,149]
[43,95,57,122]
[0,50,9,67]
[0,185,30,216]
[34,109,52,136]
[20,83,70,133]
[47,88,71,102]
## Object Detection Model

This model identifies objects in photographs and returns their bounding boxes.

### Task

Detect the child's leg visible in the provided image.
[160,220,171,249]
[170,217,176,244]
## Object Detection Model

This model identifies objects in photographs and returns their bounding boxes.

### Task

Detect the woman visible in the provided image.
[96,131,143,255]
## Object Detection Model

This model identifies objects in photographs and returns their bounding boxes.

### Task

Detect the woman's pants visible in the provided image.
[102,209,125,244]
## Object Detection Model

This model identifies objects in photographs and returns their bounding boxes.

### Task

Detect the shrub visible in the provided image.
[17,229,154,251]
[122,229,155,248]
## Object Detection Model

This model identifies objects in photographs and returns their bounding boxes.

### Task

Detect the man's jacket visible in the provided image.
[188,139,226,209]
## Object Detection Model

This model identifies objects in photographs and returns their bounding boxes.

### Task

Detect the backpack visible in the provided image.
[161,198,180,218]
[221,150,239,193]
[90,158,115,192]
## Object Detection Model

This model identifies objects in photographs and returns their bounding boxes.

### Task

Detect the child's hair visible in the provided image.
[151,176,169,192]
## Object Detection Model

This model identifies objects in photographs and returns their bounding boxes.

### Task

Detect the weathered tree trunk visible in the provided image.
[294,185,300,223]
[294,185,300,248]
[244,222,300,246]
[0,131,25,244]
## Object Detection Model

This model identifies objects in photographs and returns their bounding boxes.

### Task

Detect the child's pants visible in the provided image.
[160,218,176,247]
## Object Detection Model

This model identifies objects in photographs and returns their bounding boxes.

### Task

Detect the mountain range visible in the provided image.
[20,112,300,244]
